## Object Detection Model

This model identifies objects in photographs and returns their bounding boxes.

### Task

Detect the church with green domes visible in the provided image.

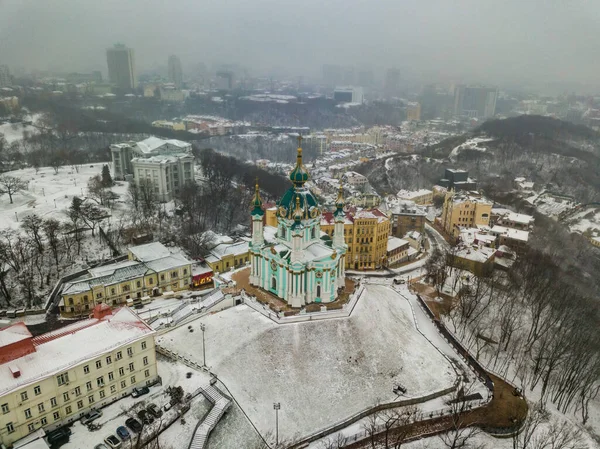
[249,137,347,308]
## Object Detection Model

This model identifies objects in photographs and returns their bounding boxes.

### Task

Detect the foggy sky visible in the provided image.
[1,0,599,91]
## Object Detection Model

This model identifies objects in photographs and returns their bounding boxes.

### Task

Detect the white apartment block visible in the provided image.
[110,137,194,202]
[0,306,158,448]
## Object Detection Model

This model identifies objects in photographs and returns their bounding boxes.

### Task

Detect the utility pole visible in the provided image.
[273,402,281,447]
[200,323,206,367]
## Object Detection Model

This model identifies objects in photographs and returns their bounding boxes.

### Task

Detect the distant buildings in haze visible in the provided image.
[106,44,137,90]
[453,85,498,119]
[168,55,183,89]
[333,86,364,104]
[0,65,11,87]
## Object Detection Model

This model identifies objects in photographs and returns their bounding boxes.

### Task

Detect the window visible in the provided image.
[95,360,102,369]
[21,391,28,402]
[160,274,165,281]
[108,372,114,381]
[88,395,94,404]
[7,422,14,434]
[57,372,69,386]
[38,403,45,413]
[99,390,105,399]
[77,400,84,410]
[28,423,36,432]
[34,386,41,396]
[183,268,188,275]
[68,297,74,305]
[63,392,69,402]
[74,387,81,397]
[41,416,48,425]
[122,285,130,292]
[148,278,153,285]
[105,356,112,365]
[86,381,92,392]
[141,341,147,350]
[127,347,133,356]
[97,377,104,387]
[130,376,136,384]
[1,404,8,414]
[144,369,150,378]
[96,292,102,299]
[136,281,141,288]
[128,362,134,371]
[171,271,177,279]
[116,351,122,360]
[84,365,90,374]
[121,380,126,388]
[65,406,72,415]
[111,288,116,295]
[119,367,125,376]
[143,356,148,366]
[50,397,57,407]
[83,295,88,303]
[53,411,60,421]
[25,408,32,419]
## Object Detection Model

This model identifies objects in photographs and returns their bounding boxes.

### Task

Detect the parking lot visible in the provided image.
[59,356,211,449]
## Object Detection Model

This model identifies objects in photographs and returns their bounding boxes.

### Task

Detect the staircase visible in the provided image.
[188,384,232,449]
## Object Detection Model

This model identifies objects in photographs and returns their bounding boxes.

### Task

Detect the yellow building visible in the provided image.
[589,236,600,248]
[205,241,250,273]
[406,102,421,121]
[265,207,278,227]
[446,245,495,277]
[396,189,433,205]
[60,242,192,318]
[321,208,391,270]
[0,306,158,448]
[151,120,186,131]
[441,191,493,238]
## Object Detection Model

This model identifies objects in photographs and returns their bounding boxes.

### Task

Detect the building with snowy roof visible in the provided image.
[388,200,427,237]
[204,241,250,274]
[59,242,192,318]
[110,136,194,202]
[396,189,433,205]
[0,306,157,448]
[386,237,410,266]
[249,137,347,308]
[447,245,496,277]
[441,190,492,238]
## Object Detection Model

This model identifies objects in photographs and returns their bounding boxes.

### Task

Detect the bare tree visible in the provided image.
[21,214,45,255]
[438,387,484,449]
[0,175,27,204]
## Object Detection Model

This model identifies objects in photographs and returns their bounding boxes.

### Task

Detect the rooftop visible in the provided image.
[0,322,32,347]
[0,308,154,396]
[387,236,409,252]
[454,245,496,263]
[135,136,191,154]
[396,189,432,199]
[129,242,172,262]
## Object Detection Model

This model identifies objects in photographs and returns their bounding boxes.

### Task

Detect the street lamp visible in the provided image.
[199,323,206,367]
[273,402,281,447]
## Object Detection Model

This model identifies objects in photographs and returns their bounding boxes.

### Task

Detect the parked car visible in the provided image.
[393,277,406,285]
[163,401,173,412]
[131,386,150,398]
[94,444,110,449]
[104,435,122,449]
[125,417,143,433]
[147,403,163,418]
[81,408,103,425]
[137,409,154,425]
[116,426,131,440]
[47,427,72,445]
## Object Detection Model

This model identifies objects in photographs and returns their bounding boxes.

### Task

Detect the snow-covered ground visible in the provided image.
[525,191,578,218]
[0,165,129,232]
[449,137,494,160]
[157,284,457,442]
[0,114,43,143]
[60,356,212,449]
[566,206,600,234]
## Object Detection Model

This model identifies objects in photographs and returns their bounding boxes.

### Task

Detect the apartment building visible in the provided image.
[321,208,391,270]
[440,191,492,238]
[59,242,191,318]
[396,189,433,205]
[0,306,157,448]
[205,241,250,274]
[388,200,427,238]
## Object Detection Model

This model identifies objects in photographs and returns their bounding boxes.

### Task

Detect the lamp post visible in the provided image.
[273,402,281,447]
[199,323,206,367]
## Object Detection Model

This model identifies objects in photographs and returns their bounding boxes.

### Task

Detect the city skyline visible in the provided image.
[1,0,600,93]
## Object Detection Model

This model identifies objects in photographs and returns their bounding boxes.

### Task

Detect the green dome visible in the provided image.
[289,147,309,186]
[277,187,320,220]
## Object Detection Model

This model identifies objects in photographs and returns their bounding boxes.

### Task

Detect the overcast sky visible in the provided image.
[1,0,599,91]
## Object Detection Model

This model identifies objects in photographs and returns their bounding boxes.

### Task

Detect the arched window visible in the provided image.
[316,285,321,298]
[311,227,316,239]
[271,277,277,291]
[281,226,286,239]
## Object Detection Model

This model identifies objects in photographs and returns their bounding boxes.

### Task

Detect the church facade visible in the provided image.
[249,139,347,308]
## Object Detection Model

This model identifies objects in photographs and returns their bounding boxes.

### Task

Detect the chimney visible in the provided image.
[9,365,21,378]
[93,303,113,320]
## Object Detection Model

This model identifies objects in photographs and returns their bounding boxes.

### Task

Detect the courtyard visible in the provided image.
[156,284,457,442]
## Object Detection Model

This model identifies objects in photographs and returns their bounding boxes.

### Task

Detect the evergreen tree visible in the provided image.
[101,164,113,187]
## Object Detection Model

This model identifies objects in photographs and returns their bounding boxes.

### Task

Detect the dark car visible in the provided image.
[47,427,72,445]
[137,409,154,425]
[131,386,149,398]
[125,417,143,433]
[116,426,130,440]
[147,403,163,418]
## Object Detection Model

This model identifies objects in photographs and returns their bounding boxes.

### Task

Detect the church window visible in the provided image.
[311,227,316,239]
[271,277,277,290]
[316,285,321,298]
